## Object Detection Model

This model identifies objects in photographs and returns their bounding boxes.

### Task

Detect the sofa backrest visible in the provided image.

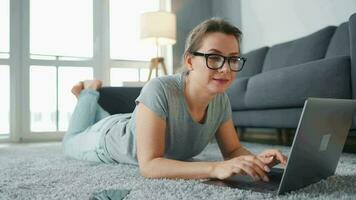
[325,22,350,58]
[262,26,336,72]
[237,46,269,78]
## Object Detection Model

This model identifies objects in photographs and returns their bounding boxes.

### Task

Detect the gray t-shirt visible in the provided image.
[101,72,232,165]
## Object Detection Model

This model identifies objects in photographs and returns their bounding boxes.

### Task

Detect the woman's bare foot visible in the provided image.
[84,80,102,91]
[71,81,84,99]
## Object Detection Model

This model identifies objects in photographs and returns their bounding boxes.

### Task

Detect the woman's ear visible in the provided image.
[184,54,194,71]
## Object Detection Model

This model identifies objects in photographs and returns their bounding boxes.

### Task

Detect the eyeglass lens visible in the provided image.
[207,55,243,71]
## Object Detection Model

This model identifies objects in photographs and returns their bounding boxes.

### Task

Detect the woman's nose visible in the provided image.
[218,61,231,73]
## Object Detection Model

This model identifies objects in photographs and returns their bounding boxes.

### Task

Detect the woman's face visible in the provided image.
[185,32,239,95]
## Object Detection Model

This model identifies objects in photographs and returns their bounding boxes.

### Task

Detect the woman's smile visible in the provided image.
[212,77,230,85]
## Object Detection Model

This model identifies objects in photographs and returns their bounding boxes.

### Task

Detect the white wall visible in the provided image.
[241,0,356,53]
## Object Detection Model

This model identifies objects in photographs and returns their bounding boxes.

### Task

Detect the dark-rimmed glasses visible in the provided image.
[191,51,246,72]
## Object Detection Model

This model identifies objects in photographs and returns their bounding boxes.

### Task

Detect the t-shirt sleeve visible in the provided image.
[221,93,232,124]
[135,78,168,120]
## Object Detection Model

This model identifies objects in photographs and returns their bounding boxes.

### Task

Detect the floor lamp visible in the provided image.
[140,11,176,81]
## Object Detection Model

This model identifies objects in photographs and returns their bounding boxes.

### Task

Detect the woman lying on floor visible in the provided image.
[62,18,288,182]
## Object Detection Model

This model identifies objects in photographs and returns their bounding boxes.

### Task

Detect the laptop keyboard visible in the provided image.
[203,168,284,192]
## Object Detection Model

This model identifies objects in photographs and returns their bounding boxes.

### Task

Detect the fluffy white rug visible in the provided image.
[0,142,356,199]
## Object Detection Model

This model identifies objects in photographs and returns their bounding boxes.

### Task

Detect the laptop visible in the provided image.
[203,98,356,195]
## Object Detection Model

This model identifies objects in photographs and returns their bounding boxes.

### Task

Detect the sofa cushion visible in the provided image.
[244,56,351,109]
[261,41,294,72]
[262,26,336,72]
[237,47,269,78]
[227,77,249,110]
[98,87,142,114]
[325,22,350,58]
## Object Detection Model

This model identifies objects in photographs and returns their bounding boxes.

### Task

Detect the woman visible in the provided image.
[63,18,288,182]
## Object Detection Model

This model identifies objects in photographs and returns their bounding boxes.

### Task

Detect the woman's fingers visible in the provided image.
[259,156,274,165]
[234,160,269,182]
[232,162,259,181]
[272,150,287,165]
[222,150,289,181]
[244,155,271,173]
[260,149,288,166]
[280,154,289,166]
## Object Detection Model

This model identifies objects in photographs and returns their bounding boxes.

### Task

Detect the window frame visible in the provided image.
[2,0,172,143]
[0,64,10,141]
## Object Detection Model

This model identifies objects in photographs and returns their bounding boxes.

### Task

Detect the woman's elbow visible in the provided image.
[139,165,152,178]
[139,162,159,179]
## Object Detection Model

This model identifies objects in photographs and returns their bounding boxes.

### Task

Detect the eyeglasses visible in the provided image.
[191,51,246,72]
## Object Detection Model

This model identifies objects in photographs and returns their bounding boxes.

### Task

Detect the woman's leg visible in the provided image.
[95,105,110,122]
[66,81,110,135]
[63,80,110,162]
[83,80,110,123]
[65,89,100,137]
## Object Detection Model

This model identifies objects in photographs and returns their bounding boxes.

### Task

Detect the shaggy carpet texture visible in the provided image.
[1,141,356,200]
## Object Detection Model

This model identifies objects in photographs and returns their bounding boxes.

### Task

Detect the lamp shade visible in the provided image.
[140,11,176,46]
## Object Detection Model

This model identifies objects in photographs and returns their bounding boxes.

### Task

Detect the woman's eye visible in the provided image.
[209,56,222,62]
[230,57,239,63]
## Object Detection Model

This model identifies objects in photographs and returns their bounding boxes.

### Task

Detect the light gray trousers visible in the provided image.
[62,89,111,163]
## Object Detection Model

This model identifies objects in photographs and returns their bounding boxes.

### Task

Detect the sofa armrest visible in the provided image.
[98,87,142,115]
[349,13,356,99]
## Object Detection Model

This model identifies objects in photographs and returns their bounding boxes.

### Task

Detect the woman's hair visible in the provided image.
[178,18,242,74]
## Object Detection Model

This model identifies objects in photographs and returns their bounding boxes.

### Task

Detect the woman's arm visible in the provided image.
[215,119,288,168]
[136,103,272,180]
[136,102,217,179]
[215,119,252,159]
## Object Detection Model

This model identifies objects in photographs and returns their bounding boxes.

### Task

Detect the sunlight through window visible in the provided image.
[30,66,57,132]
[0,66,9,134]
[30,0,92,58]
[110,0,159,61]
[0,0,9,57]
[30,66,93,132]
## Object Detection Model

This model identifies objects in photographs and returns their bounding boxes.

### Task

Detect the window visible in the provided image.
[30,66,57,131]
[110,67,167,86]
[110,68,140,86]
[6,0,171,141]
[0,0,9,58]
[110,0,159,61]
[30,66,93,132]
[0,0,9,136]
[0,66,9,134]
[29,0,94,133]
[30,0,93,58]
[110,68,152,86]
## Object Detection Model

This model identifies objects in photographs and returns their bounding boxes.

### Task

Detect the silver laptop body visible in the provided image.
[204,98,356,195]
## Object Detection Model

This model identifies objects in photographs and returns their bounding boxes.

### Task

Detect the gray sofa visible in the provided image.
[98,13,356,138]
[226,13,356,132]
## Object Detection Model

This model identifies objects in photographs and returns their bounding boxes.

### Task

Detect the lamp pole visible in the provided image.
[156,37,159,58]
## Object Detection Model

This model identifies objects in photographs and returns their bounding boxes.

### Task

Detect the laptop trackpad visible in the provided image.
[203,168,284,193]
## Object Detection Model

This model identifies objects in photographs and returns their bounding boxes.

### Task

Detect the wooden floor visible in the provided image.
[238,128,356,153]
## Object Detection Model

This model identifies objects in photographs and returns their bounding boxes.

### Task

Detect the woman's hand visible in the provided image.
[257,149,288,168]
[210,155,271,182]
